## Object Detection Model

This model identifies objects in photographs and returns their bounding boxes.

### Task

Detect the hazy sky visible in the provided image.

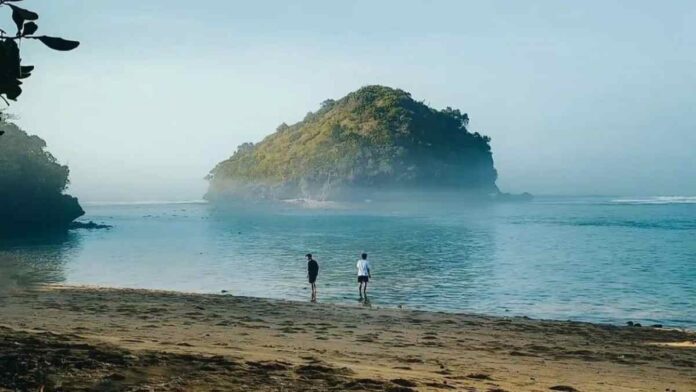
[11,0,696,201]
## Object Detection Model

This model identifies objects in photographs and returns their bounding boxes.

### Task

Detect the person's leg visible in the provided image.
[363,281,368,296]
[358,281,363,297]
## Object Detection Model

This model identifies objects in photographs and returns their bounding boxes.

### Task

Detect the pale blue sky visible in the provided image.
[10,0,696,201]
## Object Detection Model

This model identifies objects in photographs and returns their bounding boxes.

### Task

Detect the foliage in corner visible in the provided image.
[0,0,79,105]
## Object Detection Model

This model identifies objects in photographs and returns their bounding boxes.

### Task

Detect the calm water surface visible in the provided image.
[1,196,694,328]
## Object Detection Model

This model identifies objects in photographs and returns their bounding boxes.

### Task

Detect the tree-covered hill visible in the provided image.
[0,120,83,232]
[207,86,500,201]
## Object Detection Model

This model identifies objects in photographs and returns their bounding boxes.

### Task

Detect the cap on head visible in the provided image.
[306,253,312,259]
[361,253,368,259]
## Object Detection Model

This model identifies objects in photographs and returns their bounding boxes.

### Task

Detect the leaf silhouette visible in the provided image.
[7,4,39,33]
[0,2,79,103]
[19,65,34,79]
[7,5,38,19]
[5,84,22,100]
[22,21,38,36]
[36,36,80,51]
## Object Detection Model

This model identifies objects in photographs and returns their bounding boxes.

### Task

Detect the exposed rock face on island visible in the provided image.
[207,86,503,202]
[0,120,84,234]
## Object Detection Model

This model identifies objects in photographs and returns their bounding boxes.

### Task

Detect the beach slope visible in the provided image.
[1,286,694,391]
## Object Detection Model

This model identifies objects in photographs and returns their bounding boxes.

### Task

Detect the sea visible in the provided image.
[1,196,694,329]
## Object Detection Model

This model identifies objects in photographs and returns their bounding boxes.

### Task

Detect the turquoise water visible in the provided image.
[1,196,694,328]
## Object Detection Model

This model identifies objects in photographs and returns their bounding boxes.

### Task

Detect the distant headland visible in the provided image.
[206,85,528,202]
[0,120,84,234]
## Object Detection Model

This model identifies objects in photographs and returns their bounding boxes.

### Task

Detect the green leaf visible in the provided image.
[22,21,38,36]
[35,36,80,51]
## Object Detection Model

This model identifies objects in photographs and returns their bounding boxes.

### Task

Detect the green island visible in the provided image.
[0,120,84,233]
[207,85,523,202]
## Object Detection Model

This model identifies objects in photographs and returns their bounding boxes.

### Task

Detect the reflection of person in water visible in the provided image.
[306,253,319,302]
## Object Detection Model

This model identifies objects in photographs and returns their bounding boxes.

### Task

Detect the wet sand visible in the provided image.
[0,285,694,391]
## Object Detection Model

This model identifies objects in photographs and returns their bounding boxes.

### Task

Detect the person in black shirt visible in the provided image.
[306,253,319,301]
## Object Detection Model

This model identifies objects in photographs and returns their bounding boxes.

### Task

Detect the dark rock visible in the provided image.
[550,386,579,392]
[494,192,534,202]
[467,373,492,380]
[1,194,85,235]
[69,221,112,230]
[390,378,418,387]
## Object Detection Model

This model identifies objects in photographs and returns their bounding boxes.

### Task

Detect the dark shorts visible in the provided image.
[358,276,369,283]
[309,275,317,284]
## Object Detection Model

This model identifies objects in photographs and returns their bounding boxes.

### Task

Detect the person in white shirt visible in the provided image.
[356,253,371,298]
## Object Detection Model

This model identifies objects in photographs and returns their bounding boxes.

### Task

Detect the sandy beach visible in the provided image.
[0,285,694,391]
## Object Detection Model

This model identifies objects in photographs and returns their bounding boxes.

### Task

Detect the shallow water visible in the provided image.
[1,196,694,328]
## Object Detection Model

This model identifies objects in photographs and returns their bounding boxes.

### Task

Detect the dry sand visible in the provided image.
[0,285,694,391]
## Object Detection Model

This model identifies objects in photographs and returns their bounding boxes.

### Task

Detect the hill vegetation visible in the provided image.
[207,86,500,201]
[0,120,83,232]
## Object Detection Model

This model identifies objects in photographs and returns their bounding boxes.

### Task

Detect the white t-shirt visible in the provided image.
[356,259,371,276]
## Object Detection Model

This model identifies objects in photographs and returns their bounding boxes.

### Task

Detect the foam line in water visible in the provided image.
[611,196,696,205]
[82,200,208,206]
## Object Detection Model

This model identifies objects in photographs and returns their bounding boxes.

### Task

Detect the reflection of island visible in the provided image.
[207,86,529,202]
[0,232,80,290]
[0,121,84,234]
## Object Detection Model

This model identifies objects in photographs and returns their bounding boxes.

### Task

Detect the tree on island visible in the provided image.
[0,121,84,232]
[207,86,501,201]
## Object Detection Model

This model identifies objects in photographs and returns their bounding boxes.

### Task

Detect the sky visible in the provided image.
[9,0,696,201]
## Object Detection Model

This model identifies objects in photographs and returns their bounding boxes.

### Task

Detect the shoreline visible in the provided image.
[1,284,694,391]
[50,284,696,332]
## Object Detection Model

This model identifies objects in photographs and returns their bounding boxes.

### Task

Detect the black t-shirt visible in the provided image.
[308,259,319,277]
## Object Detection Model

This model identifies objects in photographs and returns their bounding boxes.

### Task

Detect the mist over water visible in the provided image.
[11,2,696,201]
[1,196,694,328]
